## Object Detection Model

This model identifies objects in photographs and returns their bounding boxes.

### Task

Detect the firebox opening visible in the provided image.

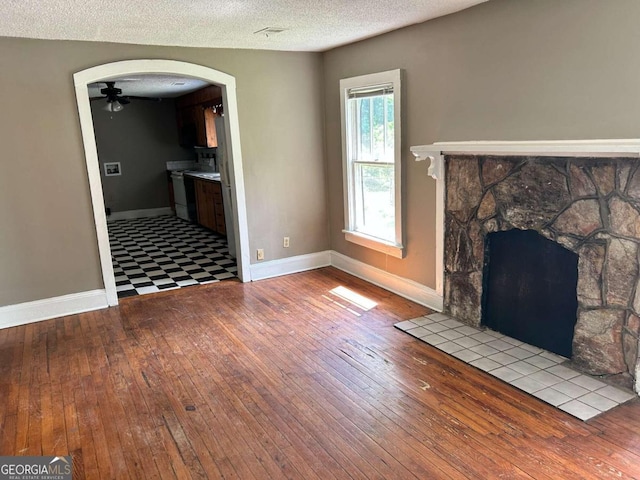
[481,229,579,358]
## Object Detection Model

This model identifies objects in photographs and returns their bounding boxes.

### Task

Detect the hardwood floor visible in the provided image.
[1,267,639,479]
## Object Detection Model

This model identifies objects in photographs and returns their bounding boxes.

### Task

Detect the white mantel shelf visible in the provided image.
[409,139,640,302]
[412,139,640,180]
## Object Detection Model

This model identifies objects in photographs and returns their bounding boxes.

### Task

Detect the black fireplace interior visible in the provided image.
[481,229,579,358]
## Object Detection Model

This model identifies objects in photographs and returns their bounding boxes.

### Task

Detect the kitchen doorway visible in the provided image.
[74,60,251,306]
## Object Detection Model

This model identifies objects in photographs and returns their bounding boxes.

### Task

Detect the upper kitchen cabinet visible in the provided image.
[176,105,217,147]
[175,85,222,148]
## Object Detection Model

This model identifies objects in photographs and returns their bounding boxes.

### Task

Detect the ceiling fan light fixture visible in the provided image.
[104,100,124,112]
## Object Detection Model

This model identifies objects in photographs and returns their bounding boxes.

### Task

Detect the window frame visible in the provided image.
[339,69,404,258]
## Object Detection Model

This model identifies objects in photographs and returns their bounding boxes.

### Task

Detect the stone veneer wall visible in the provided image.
[444,155,640,391]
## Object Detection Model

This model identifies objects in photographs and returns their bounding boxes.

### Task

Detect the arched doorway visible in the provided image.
[74,60,251,306]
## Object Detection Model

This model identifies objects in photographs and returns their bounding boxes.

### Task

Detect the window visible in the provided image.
[340,69,403,258]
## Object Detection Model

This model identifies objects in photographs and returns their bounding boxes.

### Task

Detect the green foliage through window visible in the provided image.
[341,69,402,256]
[350,91,394,163]
[346,84,395,242]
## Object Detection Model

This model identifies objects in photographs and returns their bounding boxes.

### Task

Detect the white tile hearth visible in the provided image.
[396,312,637,421]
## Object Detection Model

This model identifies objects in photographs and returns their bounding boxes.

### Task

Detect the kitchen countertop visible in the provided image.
[184,171,221,182]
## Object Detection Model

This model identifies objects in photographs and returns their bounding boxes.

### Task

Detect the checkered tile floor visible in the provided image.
[396,313,637,421]
[108,215,237,298]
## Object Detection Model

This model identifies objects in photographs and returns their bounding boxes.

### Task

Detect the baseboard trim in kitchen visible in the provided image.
[250,251,332,281]
[0,289,109,330]
[107,207,174,222]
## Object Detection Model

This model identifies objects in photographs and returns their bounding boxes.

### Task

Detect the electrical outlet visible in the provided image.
[283,237,290,248]
[257,249,264,261]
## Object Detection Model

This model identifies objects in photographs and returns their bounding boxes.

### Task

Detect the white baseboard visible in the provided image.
[0,250,440,329]
[0,290,109,330]
[330,251,443,312]
[251,251,332,281]
[107,207,173,221]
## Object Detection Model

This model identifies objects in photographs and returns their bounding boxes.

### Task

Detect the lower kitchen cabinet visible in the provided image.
[194,179,226,235]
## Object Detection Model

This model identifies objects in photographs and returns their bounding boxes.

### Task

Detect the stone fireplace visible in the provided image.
[412,141,640,393]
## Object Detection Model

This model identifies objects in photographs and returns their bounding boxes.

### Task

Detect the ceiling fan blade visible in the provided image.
[117,97,131,105]
[90,96,107,102]
[125,95,163,102]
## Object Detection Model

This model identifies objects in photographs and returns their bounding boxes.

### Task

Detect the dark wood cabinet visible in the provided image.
[194,179,226,235]
[176,85,222,108]
[167,172,175,214]
[176,104,218,148]
[176,86,222,148]
[212,182,226,235]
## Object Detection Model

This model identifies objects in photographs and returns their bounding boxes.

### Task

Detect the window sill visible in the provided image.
[343,230,405,259]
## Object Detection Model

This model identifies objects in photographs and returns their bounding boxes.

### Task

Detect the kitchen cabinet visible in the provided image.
[175,85,222,148]
[176,85,222,108]
[167,171,175,214]
[176,105,218,148]
[194,178,226,235]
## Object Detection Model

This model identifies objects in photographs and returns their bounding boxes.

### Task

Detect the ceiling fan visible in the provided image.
[90,81,162,112]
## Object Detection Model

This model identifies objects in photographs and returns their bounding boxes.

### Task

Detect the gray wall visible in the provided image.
[0,38,327,306]
[322,0,640,290]
[92,98,192,212]
[4,0,640,308]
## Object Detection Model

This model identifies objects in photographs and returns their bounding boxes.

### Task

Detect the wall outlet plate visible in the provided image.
[257,249,264,261]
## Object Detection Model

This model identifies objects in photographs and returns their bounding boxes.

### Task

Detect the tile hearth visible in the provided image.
[396,313,636,421]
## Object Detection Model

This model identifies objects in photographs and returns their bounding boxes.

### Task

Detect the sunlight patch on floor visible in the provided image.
[329,286,378,311]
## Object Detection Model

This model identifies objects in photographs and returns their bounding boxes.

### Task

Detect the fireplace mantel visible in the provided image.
[412,139,640,180]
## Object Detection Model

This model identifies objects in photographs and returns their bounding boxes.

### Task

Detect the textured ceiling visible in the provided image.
[0,0,487,52]
[88,75,209,99]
